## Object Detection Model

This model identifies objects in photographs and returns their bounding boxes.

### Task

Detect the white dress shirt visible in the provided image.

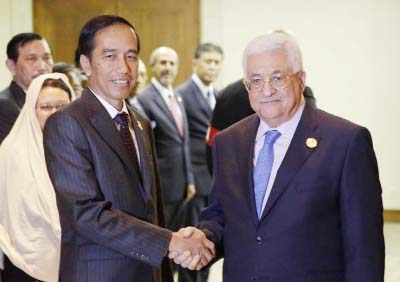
[254,103,305,214]
[191,74,216,109]
[151,77,175,105]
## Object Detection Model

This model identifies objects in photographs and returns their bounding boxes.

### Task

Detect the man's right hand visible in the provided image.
[168,227,215,270]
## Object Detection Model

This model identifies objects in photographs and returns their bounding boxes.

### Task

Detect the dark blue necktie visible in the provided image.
[114,112,140,170]
[253,130,281,219]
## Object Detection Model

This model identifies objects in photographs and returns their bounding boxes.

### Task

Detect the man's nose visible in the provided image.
[262,82,276,97]
[117,57,130,73]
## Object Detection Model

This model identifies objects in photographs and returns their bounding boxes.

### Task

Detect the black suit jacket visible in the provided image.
[0,81,25,143]
[200,103,384,282]
[44,89,173,282]
[138,83,194,203]
[175,79,217,196]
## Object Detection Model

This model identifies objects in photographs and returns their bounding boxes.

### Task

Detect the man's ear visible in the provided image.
[80,55,92,77]
[6,59,16,76]
[300,71,306,91]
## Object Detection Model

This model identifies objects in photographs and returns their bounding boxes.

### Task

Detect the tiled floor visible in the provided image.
[205,223,400,282]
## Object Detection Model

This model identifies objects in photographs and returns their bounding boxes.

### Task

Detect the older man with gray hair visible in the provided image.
[191,32,385,281]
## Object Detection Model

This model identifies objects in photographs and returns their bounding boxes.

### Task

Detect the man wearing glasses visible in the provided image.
[193,32,385,281]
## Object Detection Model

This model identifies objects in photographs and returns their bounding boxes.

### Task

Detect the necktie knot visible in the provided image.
[114,112,130,129]
[264,130,281,145]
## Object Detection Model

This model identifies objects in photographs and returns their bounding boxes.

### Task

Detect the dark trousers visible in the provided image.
[2,255,38,282]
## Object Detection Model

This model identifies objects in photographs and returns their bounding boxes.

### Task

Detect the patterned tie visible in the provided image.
[168,93,184,136]
[114,112,140,170]
[253,130,281,219]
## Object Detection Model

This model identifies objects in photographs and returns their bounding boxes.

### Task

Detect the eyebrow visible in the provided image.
[102,48,138,55]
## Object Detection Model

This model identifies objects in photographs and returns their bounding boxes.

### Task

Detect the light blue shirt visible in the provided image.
[254,103,305,214]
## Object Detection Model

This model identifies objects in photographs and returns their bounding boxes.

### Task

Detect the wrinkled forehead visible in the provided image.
[245,49,293,77]
[18,39,50,56]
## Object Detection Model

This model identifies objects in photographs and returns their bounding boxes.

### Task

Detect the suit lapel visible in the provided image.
[235,115,260,226]
[82,90,145,201]
[191,80,212,117]
[260,104,320,220]
[150,84,183,139]
[129,108,151,200]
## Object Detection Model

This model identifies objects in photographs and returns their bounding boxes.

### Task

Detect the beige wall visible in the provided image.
[0,0,32,89]
[201,0,400,209]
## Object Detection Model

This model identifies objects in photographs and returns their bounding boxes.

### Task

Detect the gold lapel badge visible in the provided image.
[137,120,143,131]
[306,137,318,149]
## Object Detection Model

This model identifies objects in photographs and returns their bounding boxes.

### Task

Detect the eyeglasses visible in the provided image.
[243,71,302,92]
[36,104,66,112]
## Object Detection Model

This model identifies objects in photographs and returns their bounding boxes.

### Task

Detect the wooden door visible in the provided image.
[33,0,200,85]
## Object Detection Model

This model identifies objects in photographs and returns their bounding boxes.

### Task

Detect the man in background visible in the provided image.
[127,58,147,110]
[175,42,223,282]
[138,47,194,232]
[0,33,53,144]
[53,62,84,97]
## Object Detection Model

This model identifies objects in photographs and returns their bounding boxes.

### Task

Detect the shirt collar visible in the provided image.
[191,74,214,98]
[89,87,129,119]
[255,103,305,143]
[151,77,173,100]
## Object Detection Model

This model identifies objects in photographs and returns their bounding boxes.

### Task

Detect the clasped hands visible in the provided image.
[168,227,215,270]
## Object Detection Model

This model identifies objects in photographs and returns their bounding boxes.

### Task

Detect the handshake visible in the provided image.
[168,227,215,270]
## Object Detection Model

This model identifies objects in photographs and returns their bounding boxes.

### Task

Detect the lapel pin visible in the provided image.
[177,96,182,103]
[137,120,143,131]
[306,137,318,149]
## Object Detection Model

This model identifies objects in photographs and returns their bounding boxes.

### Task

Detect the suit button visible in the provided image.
[251,275,257,281]
[256,236,263,244]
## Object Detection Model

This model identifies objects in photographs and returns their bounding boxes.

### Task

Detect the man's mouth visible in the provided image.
[112,79,131,85]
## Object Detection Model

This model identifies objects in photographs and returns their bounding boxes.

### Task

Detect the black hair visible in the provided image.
[7,33,43,62]
[194,43,223,59]
[78,15,140,59]
[42,78,72,100]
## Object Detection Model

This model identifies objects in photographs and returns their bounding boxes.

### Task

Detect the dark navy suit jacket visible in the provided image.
[44,89,173,282]
[175,79,217,196]
[138,83,194,204]
[200,103,384,282]
[0,81,25,143]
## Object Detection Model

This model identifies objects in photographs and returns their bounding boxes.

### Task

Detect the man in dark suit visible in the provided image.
[0,32,53,282]
[43,15,214,282]
[127,58,147,111]
[0,33,53,144]
[197,33,385,281]
[138,47,195,232]
[175,43,223,225]
[175,43,223,282]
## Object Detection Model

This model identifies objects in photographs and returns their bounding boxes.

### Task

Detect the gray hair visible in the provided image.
[242,32,303,77]
[149,46,179,66]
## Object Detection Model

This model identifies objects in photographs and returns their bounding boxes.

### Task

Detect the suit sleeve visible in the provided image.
[43,112,171,267]
[340,127,384,281]
[0,100,18,144]
[199,136,225,256]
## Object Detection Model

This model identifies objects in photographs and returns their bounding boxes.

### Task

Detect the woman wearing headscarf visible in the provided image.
[0,73,75,282]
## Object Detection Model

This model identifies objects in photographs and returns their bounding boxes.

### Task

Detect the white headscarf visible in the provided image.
[0,73,75,281]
